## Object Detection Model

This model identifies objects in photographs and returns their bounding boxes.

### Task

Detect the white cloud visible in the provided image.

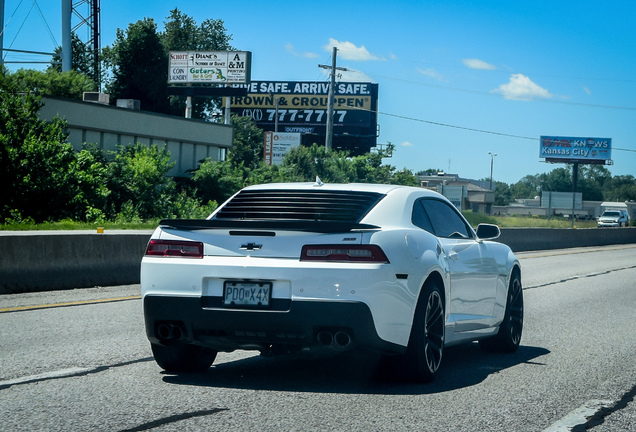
[285,42,298,55]
[462,58,497,70]
[583,86,592,95]
[323,38,380,61]
[389,53,398,60]
[493,73,552,100]
[416,67,445,81]
[400,141,414,147]
[286,42,319,59]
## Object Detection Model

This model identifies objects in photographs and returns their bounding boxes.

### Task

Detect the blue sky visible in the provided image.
[2,0,636,184]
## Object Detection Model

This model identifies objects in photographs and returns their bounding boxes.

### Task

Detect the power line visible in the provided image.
[377,110,536,141]
[367,73,636,112]
[400,58,636,84]
[342,103,636,154]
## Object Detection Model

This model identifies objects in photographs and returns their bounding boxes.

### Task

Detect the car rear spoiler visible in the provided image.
[158,219,380,233]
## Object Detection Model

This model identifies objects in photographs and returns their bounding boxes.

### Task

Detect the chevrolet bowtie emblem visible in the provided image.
[240,242,263,251]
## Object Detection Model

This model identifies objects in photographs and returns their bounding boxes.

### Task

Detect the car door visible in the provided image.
[416,199,498,332]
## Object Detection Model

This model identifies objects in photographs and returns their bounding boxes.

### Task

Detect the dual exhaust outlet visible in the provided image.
[317,330,353,350]
[156,322,186,341]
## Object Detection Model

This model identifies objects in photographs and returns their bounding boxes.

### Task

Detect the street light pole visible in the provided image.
[488,152,497,190]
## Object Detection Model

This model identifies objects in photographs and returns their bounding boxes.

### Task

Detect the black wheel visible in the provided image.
[480,269,523,353]
[400,283,445,383]
[151,343,217,372]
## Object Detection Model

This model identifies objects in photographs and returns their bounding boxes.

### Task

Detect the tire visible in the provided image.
[480,269,523,353]
[151,343,217,372]
[400,283,445,383]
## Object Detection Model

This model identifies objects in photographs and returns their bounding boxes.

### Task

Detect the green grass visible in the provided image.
[2,213,599,231]
[0,219,160,231]
[462,211,597,229]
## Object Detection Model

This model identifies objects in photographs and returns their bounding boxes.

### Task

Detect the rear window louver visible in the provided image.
[215,189,384,223]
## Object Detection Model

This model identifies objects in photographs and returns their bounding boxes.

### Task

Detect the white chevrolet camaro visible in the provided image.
[141,181,523,382]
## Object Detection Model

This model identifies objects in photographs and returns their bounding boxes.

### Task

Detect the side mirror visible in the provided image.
[476,223,500,240]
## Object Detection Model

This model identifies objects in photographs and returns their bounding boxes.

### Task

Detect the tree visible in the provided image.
[5,68,95,99]
[105,143,176,220]
[494,181,512,205]
[0,74,94,222]
[160,8,234,119]
[538,167,572,193]
[510,175,539,200]
[416,168,445,175]
[577,165,610,201]
[227,115,265,170]
[192,159,245,204]
[102,9,235,118]
[603,175,636,202]
[391,168,420,186]
[161,8,233,52]
[102,18,170,113]
[49,32,97,87]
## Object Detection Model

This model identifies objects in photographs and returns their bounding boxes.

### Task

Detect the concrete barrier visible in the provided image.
[0,231,152,294]
[497,227,636,252]
[1,227,635,294]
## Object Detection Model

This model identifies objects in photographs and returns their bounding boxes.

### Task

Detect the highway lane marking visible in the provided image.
[524,264,636,290]
[0,357,154,390]
[542,399,614,431]
[0,367,92,389]
[518,244,636,259]
[0,295,141,313]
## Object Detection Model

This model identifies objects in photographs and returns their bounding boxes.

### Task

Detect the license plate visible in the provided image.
[223,281,271,307]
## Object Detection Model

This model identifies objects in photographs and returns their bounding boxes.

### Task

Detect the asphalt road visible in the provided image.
[1,245,635,431]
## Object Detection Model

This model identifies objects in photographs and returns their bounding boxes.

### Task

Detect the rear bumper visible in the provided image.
[143,295,404,356]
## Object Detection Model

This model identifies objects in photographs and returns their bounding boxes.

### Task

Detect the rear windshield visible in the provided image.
[214,189,385,223]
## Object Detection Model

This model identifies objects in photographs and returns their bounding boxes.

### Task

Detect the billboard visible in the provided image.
[227,81,378,155]
[540,136,612,164]
[168,51,252,84]
[264,132,301,166]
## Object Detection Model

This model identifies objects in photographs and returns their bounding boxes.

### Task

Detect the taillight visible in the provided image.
[145,239,204,258]
[300,245,389,263]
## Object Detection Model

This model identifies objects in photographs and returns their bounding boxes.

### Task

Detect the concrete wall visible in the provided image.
[39,97,234,176]
[498,227,636,252]
[1,228,635,294]
[0,231,152,294]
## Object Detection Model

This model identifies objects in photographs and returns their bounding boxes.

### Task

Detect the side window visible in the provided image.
[412,200,434,234]
[421,199,472,239]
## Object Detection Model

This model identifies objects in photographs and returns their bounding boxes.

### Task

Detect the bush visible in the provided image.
[105,143,176,220]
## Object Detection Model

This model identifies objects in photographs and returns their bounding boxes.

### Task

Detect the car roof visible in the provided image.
[241,181,442,197]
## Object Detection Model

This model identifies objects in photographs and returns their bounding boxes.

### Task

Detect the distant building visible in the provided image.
[418,172,495,214]
[38,96,234,177]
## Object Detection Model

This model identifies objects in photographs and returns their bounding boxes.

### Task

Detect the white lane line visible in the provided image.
[0,367,91,388]
[542,399,614,431]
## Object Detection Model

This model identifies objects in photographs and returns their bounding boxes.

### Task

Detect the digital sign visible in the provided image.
[540,136,612,165]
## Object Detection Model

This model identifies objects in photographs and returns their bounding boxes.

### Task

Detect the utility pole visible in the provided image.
[325,47,337,150]
[319,47,348,150]
[0,0,4,65]
[62,0,71,71]
[488,152,497,190]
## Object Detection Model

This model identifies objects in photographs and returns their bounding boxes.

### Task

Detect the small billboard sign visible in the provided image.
[264,132,301,166]
[540,136,612,165]
[168,51,251,84]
